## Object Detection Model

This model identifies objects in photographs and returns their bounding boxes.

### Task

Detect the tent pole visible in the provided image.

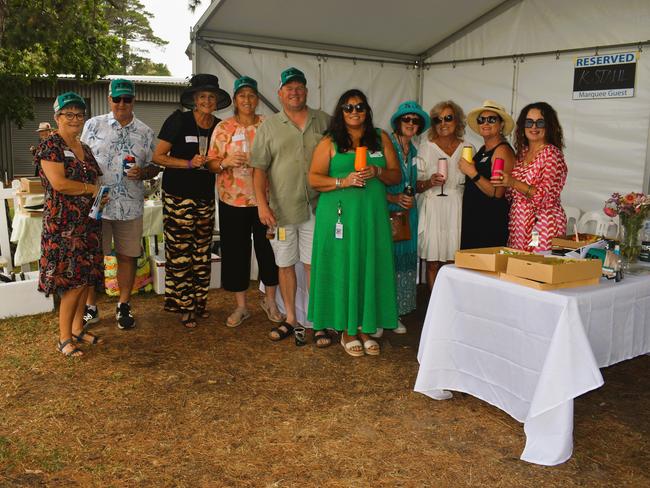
[198,40,280,113]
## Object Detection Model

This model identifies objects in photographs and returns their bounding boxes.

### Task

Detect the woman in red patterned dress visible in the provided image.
[492,102,567,251]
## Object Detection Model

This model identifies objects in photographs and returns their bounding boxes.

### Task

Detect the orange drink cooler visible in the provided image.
[354,146,367,171]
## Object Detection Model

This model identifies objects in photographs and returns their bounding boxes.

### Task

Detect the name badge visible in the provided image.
[185,135,198,143]
[369,151,383,158]
[335,222,343,239]
[232,133,245,142]
[278,227,286,241]
[64,150,75,159]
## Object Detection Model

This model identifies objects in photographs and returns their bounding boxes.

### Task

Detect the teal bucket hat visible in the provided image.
[234,76,258,95]
[53,92,86,112]
[390,100,430,135]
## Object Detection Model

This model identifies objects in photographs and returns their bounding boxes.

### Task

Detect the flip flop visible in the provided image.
[226,307,252,328]
[362,338,380,356]
[340,336,364,357]
[260,299,284,323]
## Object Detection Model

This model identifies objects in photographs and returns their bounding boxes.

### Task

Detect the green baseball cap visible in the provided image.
[53,92,86,112]
[280,67,306,87]
[109,79,135,97]
[234,76,258,95]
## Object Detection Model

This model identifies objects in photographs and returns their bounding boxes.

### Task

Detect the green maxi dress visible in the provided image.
[308,141,398,335]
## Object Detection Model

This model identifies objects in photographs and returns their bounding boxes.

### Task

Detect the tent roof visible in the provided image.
[193,0,514,61]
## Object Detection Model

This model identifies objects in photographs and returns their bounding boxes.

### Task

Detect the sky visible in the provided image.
[137,0,208,77]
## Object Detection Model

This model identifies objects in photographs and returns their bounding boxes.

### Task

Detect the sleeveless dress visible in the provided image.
[308,140,398,335]
[507,144,567,251]
[386,134,418,316]
[460,142,512,249]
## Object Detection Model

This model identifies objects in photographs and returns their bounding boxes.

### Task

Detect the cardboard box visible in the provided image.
[149,253,221,295]
[0,271,54,319]
[499,273,599,290]
[552,234,600,250]
[19,177,44,194]
[506,255,602,284]
[455,247,534,273]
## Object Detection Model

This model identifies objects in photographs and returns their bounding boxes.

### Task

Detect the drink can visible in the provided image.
[461,145,473,163]
[492,158,505,178]
[404,185,415,197]
[266,225,276,240]
[123,155,136,176]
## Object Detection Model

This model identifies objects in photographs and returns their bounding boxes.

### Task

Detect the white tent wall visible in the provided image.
[193,43,418,130]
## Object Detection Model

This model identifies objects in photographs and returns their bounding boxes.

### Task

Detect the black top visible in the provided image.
[158,110,219,200]
[460,141,513,249]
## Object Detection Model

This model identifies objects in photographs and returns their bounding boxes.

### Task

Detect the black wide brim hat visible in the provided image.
[181,74,232,111]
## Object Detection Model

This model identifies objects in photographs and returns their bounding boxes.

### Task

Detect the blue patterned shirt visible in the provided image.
[81,112,155,220]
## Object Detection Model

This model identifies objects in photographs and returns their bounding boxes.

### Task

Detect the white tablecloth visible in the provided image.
[10,201,163,266]
[414,265,650,465]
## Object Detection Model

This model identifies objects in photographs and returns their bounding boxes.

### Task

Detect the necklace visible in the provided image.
[522,143,547,167]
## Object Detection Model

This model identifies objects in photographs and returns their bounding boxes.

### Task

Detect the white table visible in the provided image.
[10,200,163,266]
[414,265,650,466]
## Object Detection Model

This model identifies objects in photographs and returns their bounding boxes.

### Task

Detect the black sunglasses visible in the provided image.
[112,96,134,104]
[524,118,546,129]
[401,116,422,125]
[341,103,367,113]
[433,114,454,125]
[477,115,501,125]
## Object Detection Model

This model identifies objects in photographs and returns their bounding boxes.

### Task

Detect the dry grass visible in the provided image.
[0,285,648,487]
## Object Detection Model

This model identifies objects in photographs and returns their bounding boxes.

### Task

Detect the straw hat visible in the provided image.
[467,100,514,135]
[35,122,52,133]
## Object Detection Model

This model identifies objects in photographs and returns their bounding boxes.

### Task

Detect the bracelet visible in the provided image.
[335,178,341,189]
[377,166,383,177]
[187,159,192,169]
[471,173,481,183]
[83,182,88,194]
[218,163,224,172]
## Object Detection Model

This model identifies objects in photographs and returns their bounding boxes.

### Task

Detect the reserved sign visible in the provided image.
[573,51,637,100]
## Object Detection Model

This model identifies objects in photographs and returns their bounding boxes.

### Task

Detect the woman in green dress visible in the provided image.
[308,89,401,357]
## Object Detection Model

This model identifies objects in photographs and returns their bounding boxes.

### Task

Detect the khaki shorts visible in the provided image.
[270,212,315,267]
[102,217,143,257]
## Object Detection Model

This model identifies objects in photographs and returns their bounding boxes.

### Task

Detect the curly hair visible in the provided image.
[327,89,380,153]
[427,100,466,142]
[514,102,565,156]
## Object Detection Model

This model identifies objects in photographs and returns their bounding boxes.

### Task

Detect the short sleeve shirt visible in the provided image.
[81,112,155,221]
[158,110,219,201]
[250,107,330,226]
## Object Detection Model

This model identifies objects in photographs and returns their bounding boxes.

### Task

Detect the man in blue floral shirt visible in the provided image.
[81,78,160,330]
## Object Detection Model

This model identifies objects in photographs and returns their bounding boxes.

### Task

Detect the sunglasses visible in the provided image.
[477,115,501,125]
[59,112,85,121]
[524,118,546,129]
[401,116,422,125]
[112,96,134,104]
[341,103,367,113]
[433,114,454,125]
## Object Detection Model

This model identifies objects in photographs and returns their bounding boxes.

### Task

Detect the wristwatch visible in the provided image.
[471,173,481,183]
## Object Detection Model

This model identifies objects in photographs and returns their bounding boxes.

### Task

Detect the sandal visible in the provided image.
[181,312,197,329]
[260,299,284,323]
[72,329,103,345]
[195,305,210,319]
[226,307,251,328]
[340,335,364,357]
[314,330,333,348]
[362,338,380,356]
[57,338,83,357]
[269,322,294,342]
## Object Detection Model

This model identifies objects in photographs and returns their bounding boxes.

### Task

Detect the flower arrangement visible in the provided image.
[603,192,650,264]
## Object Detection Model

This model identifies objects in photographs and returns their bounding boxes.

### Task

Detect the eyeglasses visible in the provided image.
[59,112,85,121]
[341,103,367,113]
[433,114,454,125]
[112,96,134,104]
[477,115,501,125]
[401,116,422,125]
[524,118,546,129]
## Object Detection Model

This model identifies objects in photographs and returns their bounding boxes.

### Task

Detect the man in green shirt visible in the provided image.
[251,67,330,345]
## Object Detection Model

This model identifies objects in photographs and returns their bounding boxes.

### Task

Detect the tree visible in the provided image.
[0,0,121,127]
[130,59,171,76]
[104,0,169,75]
[188,0,202,12]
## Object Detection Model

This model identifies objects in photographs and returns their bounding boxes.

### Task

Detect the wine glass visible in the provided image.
[240,137,251,176]
[197,136,208,171]
[437,158,448,197]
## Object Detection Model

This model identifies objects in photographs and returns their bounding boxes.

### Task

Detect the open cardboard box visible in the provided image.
[455,247,535,274]
[551,233,600,250]
[499,272,600,290]
[19,177,44,194]
[505,255,602,285]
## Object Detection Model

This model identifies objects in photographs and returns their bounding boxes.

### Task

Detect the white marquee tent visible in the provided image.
[188,0,650,212]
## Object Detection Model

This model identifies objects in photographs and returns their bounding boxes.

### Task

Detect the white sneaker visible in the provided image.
[394,319,407,334]
[370,328,384,338]
[430,389,453,401]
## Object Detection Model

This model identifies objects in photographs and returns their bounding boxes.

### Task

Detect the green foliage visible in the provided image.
[130,58,171,76]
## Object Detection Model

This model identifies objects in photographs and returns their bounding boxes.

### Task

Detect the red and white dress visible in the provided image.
[507,144,567,251]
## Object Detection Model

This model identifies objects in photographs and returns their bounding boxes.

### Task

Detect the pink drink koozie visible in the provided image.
[492,158,505,178]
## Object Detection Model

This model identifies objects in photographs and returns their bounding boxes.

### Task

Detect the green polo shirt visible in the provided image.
[251,107,330,226]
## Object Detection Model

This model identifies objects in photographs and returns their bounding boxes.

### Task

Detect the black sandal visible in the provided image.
[181,312,197,329]
[72,329,102,345]
[195,304,210,319]
[269,322,294,342]
[314,330,333,348]
[57,338,83,357]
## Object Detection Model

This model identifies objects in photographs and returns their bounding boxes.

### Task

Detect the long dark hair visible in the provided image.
[327,89,380,152]
[514,102,565,156]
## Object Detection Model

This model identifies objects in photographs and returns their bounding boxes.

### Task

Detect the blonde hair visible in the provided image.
[427,100,466,142]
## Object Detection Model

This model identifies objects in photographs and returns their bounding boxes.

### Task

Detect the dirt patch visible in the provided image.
[0,285,648,487]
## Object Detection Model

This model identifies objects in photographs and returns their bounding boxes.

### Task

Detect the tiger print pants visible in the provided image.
[162,193,215,314]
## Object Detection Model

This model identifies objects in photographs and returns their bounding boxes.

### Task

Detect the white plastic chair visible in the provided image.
[562,205,582,235]
[577,211,619,238]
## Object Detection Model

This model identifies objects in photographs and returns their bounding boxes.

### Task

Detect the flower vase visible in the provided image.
[619,213,644,267]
